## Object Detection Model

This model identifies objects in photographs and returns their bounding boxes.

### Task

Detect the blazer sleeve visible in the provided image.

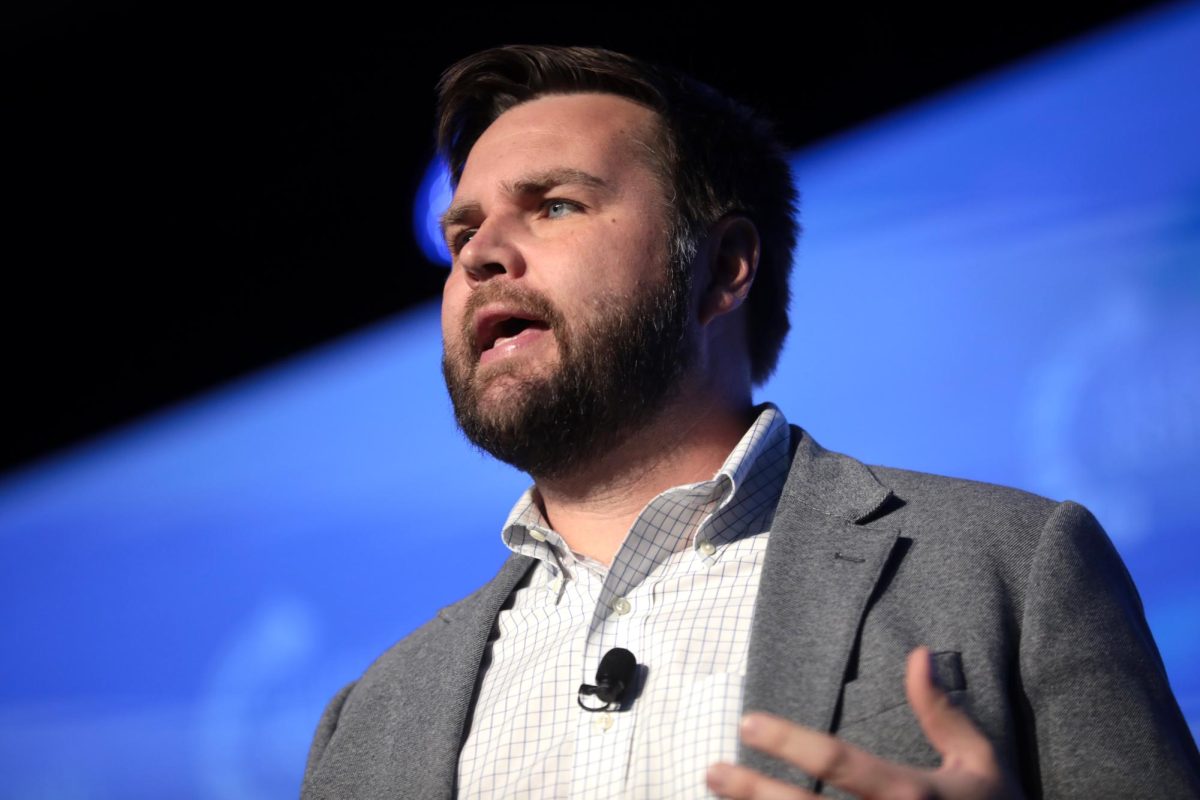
[301,680,357,799]
[1017,501,1200,797]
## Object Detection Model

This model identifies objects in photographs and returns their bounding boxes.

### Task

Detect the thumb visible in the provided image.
[905,646,995,767]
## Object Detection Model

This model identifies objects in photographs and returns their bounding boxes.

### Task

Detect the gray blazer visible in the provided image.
[302,428,1200,798]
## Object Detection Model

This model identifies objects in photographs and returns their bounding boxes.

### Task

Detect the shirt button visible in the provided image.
[698,539,717,556]
[595,713,614,732]
[548,577,563,593]
[528,528,547,542]
[612,597,631,616]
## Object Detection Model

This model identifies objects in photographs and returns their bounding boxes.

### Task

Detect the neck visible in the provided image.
[531,383,755,566]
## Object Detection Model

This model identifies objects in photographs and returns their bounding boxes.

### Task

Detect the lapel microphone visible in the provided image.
[577,647,637,712]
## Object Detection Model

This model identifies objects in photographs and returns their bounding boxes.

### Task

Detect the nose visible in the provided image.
[457,217,527,286]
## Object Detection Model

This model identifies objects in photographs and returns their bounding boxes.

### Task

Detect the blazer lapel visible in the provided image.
[398,552,535,798]
[739,427,900,790]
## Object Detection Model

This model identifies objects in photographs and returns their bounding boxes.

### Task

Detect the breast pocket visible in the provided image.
[837,650,966,728]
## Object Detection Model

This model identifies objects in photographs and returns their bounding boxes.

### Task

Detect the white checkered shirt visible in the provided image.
[457,404,791,799]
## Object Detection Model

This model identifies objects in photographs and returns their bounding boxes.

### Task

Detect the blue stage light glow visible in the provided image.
[413,155,454,266]
[3,5,1199,797]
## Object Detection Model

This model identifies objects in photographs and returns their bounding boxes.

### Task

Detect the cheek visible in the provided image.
[611,221,671,284]
[441,279,466,343]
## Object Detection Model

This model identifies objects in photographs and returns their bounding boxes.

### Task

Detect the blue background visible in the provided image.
[2,6,1198,798]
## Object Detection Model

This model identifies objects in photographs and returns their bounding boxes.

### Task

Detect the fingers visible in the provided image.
[715,650,1011,800]
[905,647,996,769]
[706,762,817,800]
[733,712,918,798]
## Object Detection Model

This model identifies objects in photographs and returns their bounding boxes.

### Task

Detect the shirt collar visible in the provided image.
[500,403,790,571]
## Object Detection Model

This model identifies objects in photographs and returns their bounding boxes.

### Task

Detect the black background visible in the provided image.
[2,2,1167,474]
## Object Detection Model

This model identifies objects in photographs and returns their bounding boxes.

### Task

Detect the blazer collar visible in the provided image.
[776,425,895,524]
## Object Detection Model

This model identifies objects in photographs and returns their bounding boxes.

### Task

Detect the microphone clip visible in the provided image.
[577,682,621,712]
[577,647,637,713]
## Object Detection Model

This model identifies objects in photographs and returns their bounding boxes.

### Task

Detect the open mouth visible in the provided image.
[474,310,552,357]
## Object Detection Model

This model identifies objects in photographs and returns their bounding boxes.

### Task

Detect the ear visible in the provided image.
[698,215,761,326]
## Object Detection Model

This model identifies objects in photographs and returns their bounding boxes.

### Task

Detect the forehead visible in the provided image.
[457,93,663,188]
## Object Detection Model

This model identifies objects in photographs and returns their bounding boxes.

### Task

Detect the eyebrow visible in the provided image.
[439,168,610,237]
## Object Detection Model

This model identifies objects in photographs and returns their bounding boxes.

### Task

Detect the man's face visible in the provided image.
[440,93,694,478]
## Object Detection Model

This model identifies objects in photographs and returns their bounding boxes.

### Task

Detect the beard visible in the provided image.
[442,264,693,479]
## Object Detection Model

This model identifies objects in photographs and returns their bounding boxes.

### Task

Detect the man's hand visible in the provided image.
[706,647,1023,799]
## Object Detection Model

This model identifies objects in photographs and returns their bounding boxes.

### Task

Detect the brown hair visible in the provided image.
[436,45,799,384]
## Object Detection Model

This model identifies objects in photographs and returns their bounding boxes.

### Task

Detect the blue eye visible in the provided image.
[545,200,578,218]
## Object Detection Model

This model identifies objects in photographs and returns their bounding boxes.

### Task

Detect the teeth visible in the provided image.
[490,326,539,350]
[492,332,520,348]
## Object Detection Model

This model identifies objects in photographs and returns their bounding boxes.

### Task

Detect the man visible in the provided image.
[302,46,1199,799]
